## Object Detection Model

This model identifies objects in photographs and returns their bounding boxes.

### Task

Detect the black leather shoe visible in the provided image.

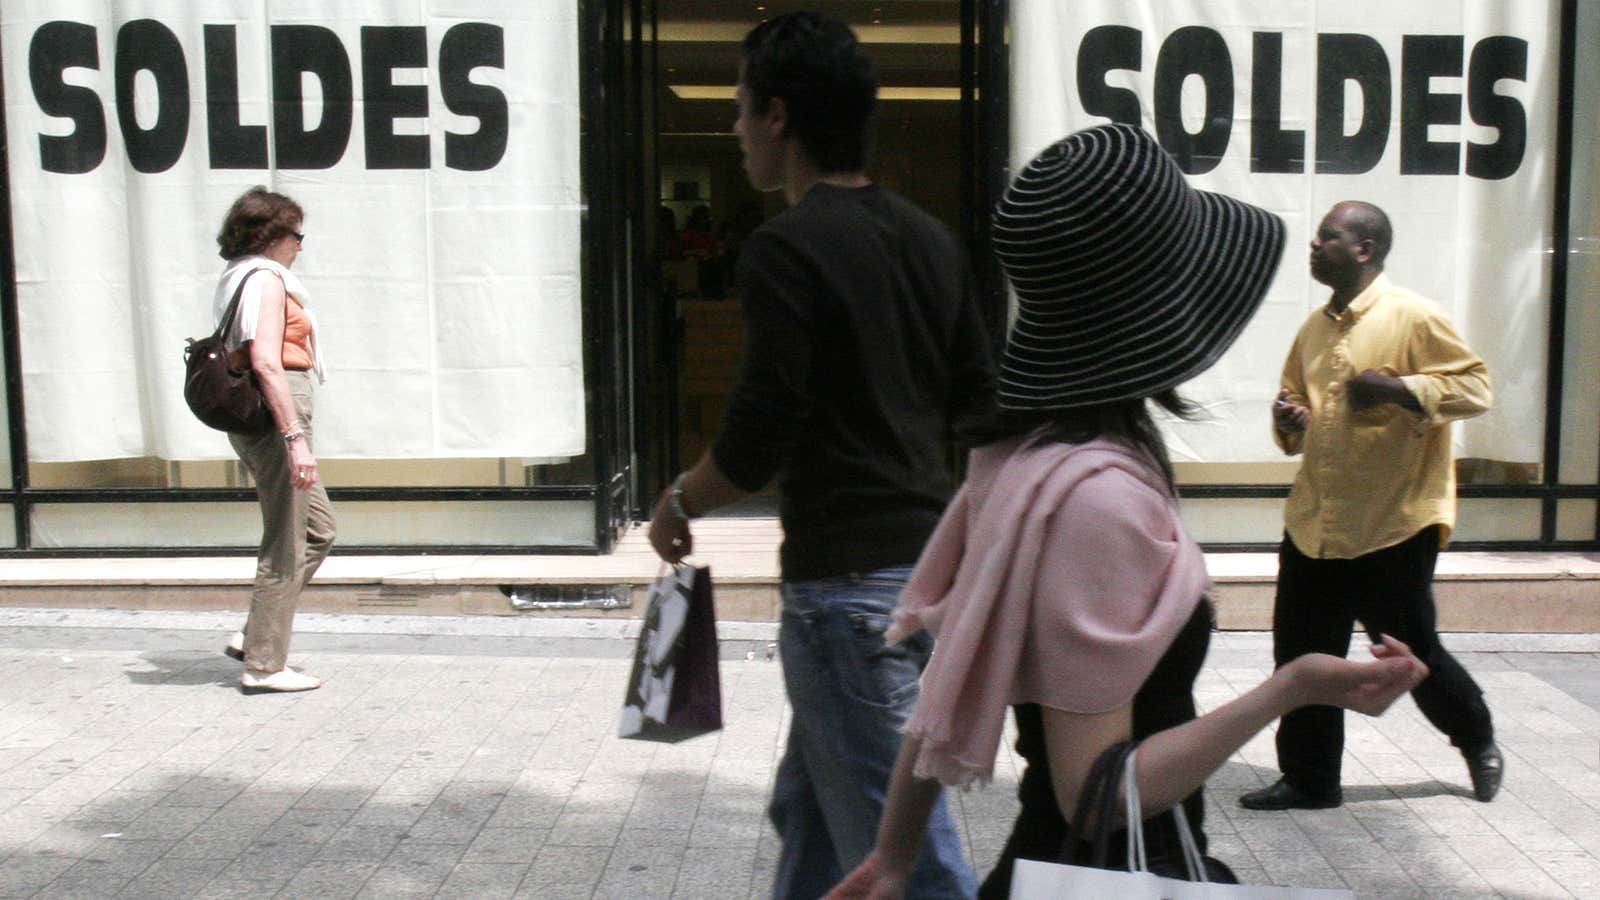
[1464,743,1504,802]
[1238,779,1342,810]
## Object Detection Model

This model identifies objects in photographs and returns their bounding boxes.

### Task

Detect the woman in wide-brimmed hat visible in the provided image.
[827,124,1428,899]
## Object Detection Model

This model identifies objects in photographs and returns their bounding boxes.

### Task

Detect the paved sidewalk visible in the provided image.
[0,612,1598,899]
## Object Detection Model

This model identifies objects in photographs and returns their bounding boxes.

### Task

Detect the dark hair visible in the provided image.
[741,11,877,173]
[1338,200,1394,266]
[966,390,1198,493]
[216,186,303,260]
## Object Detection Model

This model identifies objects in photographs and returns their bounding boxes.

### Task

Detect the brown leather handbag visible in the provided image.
[183,268,273,433]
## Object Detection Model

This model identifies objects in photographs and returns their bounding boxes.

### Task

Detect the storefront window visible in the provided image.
[2,4,591,548]
[1559,0,1599,489]
[1010,0,1587,545]
[3,1,1593,553]
[1554,0,1599,541]
[28,499,592,549]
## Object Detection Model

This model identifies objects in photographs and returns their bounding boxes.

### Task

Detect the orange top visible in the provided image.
[282,294,315,370]
[226,288,316,371]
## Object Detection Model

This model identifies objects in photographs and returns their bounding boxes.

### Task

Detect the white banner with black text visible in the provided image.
[2,0,583,461]
[1012,0,1558,464]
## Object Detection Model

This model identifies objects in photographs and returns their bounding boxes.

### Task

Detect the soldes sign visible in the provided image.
[27,19,509,175]
[1076,25,1531,179]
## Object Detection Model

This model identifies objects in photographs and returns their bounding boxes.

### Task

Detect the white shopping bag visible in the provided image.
[1010,747,1354,899]
[1009,840,1355,898]
[1010,856,1165,898]
[1163,881,1356,899]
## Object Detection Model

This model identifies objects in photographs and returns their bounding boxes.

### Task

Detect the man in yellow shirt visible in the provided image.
[1240,201,1502,811]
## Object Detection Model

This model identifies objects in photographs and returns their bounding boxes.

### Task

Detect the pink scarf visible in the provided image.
[888,437,1210,787]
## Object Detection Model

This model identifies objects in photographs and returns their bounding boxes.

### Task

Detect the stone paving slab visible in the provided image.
[0,616,1597,898]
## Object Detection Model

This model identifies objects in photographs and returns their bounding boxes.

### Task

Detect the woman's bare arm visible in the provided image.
[825,735,942,899]
[1042,636,1426,822]
[246,275,318,488]
[828,638,1424,899]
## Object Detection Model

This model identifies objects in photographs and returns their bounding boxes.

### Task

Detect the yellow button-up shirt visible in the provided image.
[1277,274,1492,559]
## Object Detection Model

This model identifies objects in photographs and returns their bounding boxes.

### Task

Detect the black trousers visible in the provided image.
[1273,526,1494,795]
[978,603,1213,900]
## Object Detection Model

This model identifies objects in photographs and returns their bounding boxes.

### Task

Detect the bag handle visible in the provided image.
[1059,739,1136,869]
[1169,790,1209,880]
[1122,747,1147,873]
[1121,745,1211,883]
[1060,740,1212,882]
[213,267,266,342]
[656,559,694,578]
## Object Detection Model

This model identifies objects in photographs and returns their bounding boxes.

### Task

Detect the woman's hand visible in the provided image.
[288,438,318,491]
[825,851,910,900]
[1287,634,1429,716]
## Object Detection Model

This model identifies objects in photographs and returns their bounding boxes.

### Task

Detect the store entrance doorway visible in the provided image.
[649,2,972,513]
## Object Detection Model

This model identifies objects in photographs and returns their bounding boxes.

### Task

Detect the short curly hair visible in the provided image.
[216,186,303,260]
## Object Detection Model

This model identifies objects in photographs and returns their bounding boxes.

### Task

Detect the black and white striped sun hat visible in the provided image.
[992,123,1287,411]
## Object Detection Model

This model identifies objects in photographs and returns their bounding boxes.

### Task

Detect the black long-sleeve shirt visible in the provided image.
[711,183,996,581]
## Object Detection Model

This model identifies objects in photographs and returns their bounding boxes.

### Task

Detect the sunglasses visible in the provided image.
[291,231,305,244]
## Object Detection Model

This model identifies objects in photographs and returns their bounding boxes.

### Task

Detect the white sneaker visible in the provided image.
[223,631,245,661]
[240,668,321,694]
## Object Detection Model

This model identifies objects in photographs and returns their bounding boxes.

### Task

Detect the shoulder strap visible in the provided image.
[1060,739,1137,869]
[214,266,270,342]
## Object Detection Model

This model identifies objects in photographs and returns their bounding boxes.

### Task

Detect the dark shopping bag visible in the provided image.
[618,564,722,742]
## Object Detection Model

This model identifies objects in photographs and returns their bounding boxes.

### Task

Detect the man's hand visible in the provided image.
[648,491,692,563]
[1273,388,1311,434]
[1347,369,1420,411]
[645,458,750,564]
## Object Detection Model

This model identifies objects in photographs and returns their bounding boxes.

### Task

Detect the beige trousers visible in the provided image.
[228,371,336,673]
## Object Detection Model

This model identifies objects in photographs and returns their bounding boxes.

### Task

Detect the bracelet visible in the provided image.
[282,428,305,444]
[667,477,697,521]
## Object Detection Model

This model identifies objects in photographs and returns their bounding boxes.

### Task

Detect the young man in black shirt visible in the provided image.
[648,11,993,899]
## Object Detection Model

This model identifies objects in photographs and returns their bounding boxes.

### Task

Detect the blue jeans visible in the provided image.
[770,565,978,899]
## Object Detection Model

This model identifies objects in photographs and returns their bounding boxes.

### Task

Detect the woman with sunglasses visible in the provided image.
[213,186,335,694]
